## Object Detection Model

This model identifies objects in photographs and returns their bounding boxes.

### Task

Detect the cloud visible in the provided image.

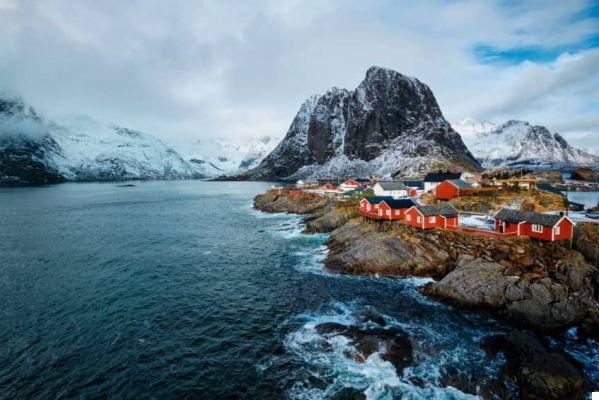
[0,0,597,154]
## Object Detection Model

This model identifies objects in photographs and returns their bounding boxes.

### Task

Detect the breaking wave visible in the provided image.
[260,301,514,399]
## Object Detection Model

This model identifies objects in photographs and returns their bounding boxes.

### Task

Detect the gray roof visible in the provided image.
[424,171,462,182]
[494,208,565,227]
[414,204,459,216]
[377,181,410,191]
[364,196,394,204]
[382,198,416,209]
[400,180,424,189]
[448,179,472,189]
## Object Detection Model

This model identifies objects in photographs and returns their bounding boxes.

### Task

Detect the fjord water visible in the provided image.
[0,181,595,399]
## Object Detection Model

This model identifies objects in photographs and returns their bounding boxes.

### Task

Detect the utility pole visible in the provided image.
[565,183,569,216]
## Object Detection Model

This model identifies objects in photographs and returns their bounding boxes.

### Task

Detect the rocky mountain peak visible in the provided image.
[457,118,599,169]
[234,67,480,180]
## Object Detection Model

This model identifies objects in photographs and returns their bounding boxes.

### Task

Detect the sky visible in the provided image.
[0,0,598,154]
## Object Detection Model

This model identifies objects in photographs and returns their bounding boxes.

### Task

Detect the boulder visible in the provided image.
[425,258,599,331]
[504,332,588,400]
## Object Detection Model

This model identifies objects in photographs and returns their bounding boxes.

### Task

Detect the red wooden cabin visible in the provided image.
[493,208,574,241]
[358,197,415,220]
[434,179,474,200]
[404,204,459,229]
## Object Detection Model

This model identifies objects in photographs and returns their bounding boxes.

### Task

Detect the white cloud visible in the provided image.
[0,0,597,155]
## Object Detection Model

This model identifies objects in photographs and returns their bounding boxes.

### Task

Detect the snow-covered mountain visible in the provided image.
[184,136,277,177]
[0,97,204,185]
[454,118,599,169]
[453,117,497,137]
[232,66,481,181]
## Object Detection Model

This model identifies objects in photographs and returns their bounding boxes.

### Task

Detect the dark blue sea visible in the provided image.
[1,181,597,399]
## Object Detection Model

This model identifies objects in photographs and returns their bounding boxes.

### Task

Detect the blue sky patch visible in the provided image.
[473,33,599,65]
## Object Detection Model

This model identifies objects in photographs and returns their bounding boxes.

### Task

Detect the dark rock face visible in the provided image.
[0,135,65,185]
[0,98,65,185]
[237,67,480,180]
[424,255,599,332]
[314,321,413,374]
[503,332,588,400]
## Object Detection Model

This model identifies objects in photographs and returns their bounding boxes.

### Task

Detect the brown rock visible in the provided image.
[519,256,535,267]
[496,244,510,254]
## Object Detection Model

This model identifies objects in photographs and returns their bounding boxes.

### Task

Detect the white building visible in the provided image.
[372,181,409,198]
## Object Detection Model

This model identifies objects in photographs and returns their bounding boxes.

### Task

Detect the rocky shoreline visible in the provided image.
[254,189,599,398]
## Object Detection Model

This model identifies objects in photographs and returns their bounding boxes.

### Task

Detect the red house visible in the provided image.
[358,197,415,220]
[404,204,459,229]
[493,208,574,241]
[434,179,474,200]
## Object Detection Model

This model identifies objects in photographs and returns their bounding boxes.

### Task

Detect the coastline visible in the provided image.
[254,188,599,399]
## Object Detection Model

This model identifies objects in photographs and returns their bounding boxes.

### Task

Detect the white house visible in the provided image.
[372,181,410,198]
[423,171,463,192]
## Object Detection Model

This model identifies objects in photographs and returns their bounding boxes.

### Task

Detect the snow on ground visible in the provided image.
[459,213,495,229]
[543,211,599,224]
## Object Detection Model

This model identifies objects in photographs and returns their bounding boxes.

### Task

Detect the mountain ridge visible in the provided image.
[231,66,481,181]
[454,118,599,170]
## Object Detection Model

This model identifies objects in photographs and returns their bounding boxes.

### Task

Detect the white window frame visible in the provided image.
[386,209,391,216]
[532,224,543,233]
[429,217,436,223]
[555,226,560,235]
[417,216,422,223]
[367,204,371,211]
[406,215,411,222]
[395,210,400,216]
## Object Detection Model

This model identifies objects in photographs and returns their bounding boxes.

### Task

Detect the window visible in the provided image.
[395,210,400,215]
[386,210,391,216]
[406,215,411,221]
[417,216,422,223]
[429,217,436,223]
[555,226,560,235]
[532,224,543,233]
[367,204,371,211]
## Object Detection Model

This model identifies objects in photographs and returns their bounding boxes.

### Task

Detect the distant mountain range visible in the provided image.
[230,66,480,181]
[4,74,597,186]
[454,118,599,170]
[186,136,278,177]
[0,97,276,185]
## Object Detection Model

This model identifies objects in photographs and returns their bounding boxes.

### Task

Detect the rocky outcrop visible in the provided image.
[324,220,452,278]
[574,223,599,268]
[322,215,599,332]
[303,206,355,233]
[483,331,588,400]
[235,67,480,180]
[314,317,413,374]
[424,255,599,333]
[253,189,328,214]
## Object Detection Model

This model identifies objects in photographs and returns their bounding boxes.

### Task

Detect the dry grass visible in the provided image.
[421,188,567,213]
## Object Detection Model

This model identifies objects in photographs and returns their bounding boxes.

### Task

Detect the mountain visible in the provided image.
[184,136,278,177]
[0,97,204,185]
[232,67,481,181]
[454,118,599,170]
